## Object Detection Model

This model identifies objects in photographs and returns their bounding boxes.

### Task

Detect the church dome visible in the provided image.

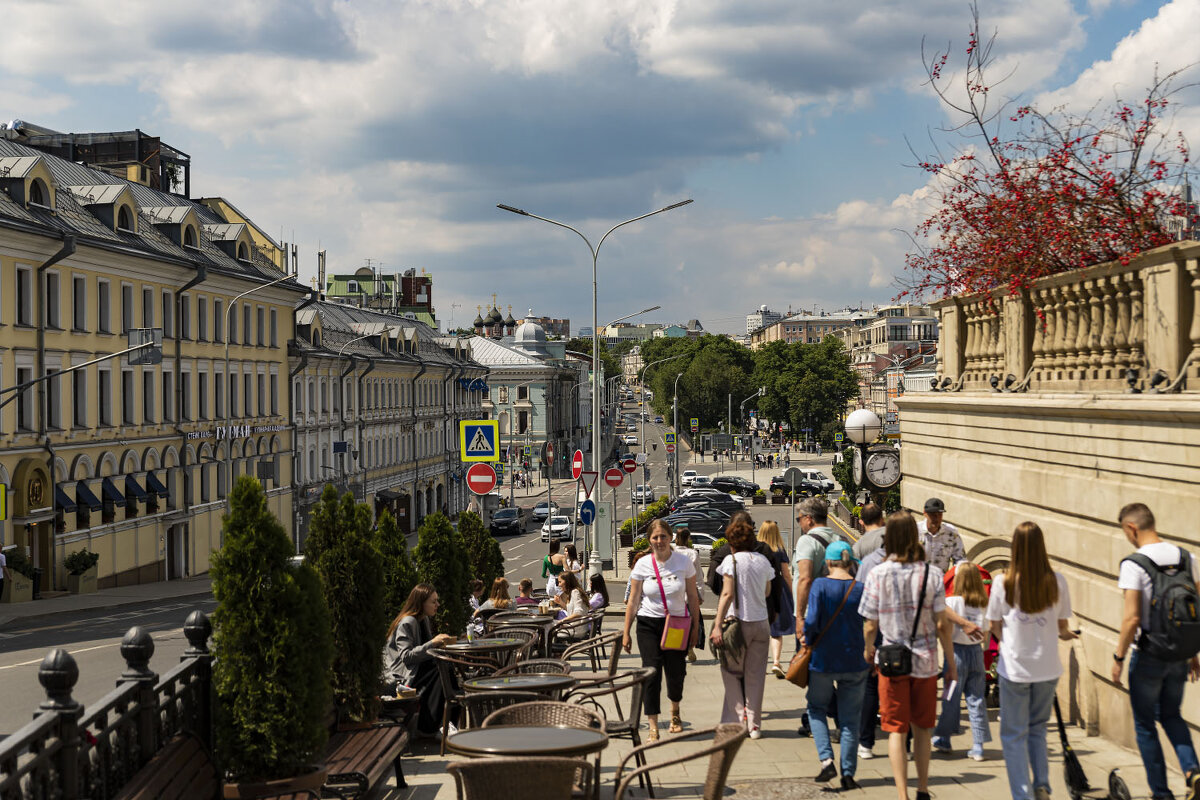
[513,311,549,356]
[485,306,503,326]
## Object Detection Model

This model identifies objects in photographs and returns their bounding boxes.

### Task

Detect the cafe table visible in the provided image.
[446,724,607,758]
[486,614,559,657]
[442,637,526,667]
[462,673,577,699]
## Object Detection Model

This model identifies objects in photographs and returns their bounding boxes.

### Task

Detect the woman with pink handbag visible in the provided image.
[622,519,703,740]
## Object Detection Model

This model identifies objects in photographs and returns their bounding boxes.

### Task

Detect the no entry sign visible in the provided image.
[572,449,584,480]
[621,456,638,474]
[466,463,497,495]
[604,467,624,488]
[666,443,676,453]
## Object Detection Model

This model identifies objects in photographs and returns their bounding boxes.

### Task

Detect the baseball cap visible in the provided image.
[825,540,857,564]
[924,498,946,513]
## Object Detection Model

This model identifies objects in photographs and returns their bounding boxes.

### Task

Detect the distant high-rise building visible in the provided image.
[746,305,783,335]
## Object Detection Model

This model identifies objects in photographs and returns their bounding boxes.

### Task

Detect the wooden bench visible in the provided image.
[113,732,322,800]
[320,703,411,798]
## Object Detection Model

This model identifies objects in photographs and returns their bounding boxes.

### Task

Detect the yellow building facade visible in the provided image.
[0,136,305,595]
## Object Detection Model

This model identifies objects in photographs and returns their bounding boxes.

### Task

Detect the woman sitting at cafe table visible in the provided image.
[474,577,513,615]
[383,583,458,737]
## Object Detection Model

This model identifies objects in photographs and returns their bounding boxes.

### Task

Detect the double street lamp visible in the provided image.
[498,200,692,577]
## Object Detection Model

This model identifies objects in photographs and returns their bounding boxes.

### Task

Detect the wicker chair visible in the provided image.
[565,667,657,797]
[497,626,540,662]
[430,649,500,756]
[613,723,748,800]
[482,701,606,800]
[493,658,572,676]
[562,630,621,672]
[457,690,543,728]
[447,756,590,800]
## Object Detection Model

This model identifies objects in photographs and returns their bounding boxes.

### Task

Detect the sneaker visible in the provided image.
[1188,771,1200,800]
[932,738,952,754]
[814,762,837,783]
[1034,789,1051,800]
[840,776,861,791]
[772,664,786,678]
[916,792,931,800]
[749,727,762,740]
[797,725,812,738]
[968,749,985,762]
[857,744,874,760]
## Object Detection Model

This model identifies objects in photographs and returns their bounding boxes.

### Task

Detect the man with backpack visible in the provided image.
[1113,502,1200,800]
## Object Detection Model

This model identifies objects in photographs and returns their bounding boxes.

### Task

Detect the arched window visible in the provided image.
[28,179,46,206]
[294,381,302,413]
[117,205,133,231]
[183,226,197,248]
[237,242,250,261]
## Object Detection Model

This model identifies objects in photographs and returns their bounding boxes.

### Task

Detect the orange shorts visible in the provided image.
[879,674,938,733]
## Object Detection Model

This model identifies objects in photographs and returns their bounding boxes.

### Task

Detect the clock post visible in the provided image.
[844,408,901,507]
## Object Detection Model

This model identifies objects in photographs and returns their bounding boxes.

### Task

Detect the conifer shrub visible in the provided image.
[211,476,332,781]
[375,509,417,622]
[413,512,470,635]
[303,485,388,722]
[457,511,504,589]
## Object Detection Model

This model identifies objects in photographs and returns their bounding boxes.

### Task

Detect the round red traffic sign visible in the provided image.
[545,442,555,461]
[604,467,624,488]
[666,443,676,454]
[621,456,637,474]
[465,463,497,495]
[572,449,584,480]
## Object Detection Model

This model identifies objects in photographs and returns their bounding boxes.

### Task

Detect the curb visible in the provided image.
[0,586,214,631]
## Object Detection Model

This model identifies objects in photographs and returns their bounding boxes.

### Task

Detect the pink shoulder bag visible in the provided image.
[652,555,692,651]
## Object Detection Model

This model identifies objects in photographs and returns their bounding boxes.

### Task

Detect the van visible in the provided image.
[797,468,835,493]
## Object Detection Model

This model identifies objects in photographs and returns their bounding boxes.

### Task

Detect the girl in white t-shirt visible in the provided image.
[622,519,701,741]
[933,563,991,760]
[986,523,1077,800]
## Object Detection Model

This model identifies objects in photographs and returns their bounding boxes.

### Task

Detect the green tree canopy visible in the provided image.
[375,508,417,622]
[457,511,505,590]
[413,512,470,635]
[565,337,621,380]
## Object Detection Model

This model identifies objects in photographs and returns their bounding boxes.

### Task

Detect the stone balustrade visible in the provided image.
[933,240,1200,393]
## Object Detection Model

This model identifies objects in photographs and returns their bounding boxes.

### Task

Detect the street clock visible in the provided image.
[851,448,864,486]
[865,450,901,489]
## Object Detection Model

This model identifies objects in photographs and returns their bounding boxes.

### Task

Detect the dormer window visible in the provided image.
[117,205,134,231]
[237,242,250,261]
[312,330,322,347]
[184,225,198,248]
[28,179,48,207]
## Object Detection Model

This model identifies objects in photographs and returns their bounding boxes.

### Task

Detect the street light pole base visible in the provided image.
[588,550,603,579]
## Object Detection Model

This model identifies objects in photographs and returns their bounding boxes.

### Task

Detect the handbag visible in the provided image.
[877,562,930,678]
[652,555,692,651]
[715,553,746,669]
[786,576,857,688]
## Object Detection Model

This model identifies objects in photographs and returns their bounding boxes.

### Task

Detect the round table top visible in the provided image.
[489,614,558,627]
[446,724,608,758]
[443,637,525,652]
[463,673,577,693]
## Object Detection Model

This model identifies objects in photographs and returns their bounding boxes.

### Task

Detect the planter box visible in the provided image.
[752,496,767,505]
[618,533,633,548]
[770,496,789,505]
[2,573,33,604]
[67,565,98,595]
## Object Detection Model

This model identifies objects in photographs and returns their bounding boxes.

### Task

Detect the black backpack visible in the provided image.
[1123,548,1200,661]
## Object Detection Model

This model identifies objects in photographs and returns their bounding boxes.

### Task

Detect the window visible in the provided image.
[16,267,32,326]
[143,370,155,423]
[180,295,191,340]
[197,297,207,341]
[517,385,529,401]
[72,276,87,331]
[45,273,60,328]
[98,368,112,426]
[244,374,252,417]
[257,374,265,416]
[270,309,278,347]
[307,381,315,415]
[213,299,223,342]
[332,380,340,413]
[518,411,528,434]
[198,373,209,419]
[243,305,252,346]
[184,225,197,248]
[28,179,46,206]
[229,373,238,417]
[117,205,133,231]
[215,372,224,418]
[320,382,327,413]
[228,302,238,344]
[237,242,250,261]
[73,370,86,427]
[348,279,359,293]
[46,369,61,428]
[122,369,135,424]
[97,280,111,333]
[162,290,173,339]
[162,371,174,422]
[256,306,265,346]
[270,374,278,415]
[180,372,191,420]
[16,366,32,430]
[142,287,153,328]
[121,284,133,333]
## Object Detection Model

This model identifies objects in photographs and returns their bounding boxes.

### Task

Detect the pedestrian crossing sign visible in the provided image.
[459,420,499,462]
[664,432,676,445]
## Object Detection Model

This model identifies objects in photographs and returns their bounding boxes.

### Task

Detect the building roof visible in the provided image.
[467,335,549,368]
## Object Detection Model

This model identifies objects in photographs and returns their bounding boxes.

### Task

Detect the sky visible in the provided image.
[1,0,1196,335]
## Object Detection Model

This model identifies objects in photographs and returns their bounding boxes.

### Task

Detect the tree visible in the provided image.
[304,485,388,722]
[565,336,621,380]
[456,511,505,591]
[641,335,753,431]
[375,509,417,622]
[211,476,332,781]
[903,4,1196,301]
[413,512,470,635]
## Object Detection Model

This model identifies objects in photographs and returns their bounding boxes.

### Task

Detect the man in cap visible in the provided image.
[918,498,965,574]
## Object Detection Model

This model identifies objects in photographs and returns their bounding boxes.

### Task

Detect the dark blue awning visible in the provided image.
[54,486,77,513]
[145,471,169,498]
[124,475,149,502]
[76,481,102,512]
[102,477,127,507]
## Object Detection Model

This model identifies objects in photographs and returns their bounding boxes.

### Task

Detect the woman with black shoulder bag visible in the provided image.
[710,512,775,738]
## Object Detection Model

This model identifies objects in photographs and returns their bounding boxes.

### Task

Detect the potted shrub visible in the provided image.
[413,512,470,636]
[1,548,34,604]
[628,536,651,568]
[375,509,417,621]
[618,519,634,549]
[752,489,767,505]
[64,549,99,594]
[211,476,333,797]
[771,489,789,505]
[458,511,504,591]
[304,485,388,726]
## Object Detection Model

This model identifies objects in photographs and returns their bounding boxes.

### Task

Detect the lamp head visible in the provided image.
[845,408,882,445]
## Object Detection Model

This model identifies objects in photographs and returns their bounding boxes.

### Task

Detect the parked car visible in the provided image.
[681,470,698,487]
[769,475,822,497]
[624,434,640,446]
[671,496,742,516]
[666,515,727,537]
[489,507,525,536]
[531,501,560,523]
[710,476,760,496]
[797,469,836,493]
[632,484,655,502]
[690,475,712,488]
[541,515,574,542]
[654,416,664,423]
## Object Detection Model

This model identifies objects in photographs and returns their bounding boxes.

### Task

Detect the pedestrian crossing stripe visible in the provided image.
[459,420,499,462]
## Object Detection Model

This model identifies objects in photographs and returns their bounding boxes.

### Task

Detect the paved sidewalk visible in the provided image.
[389,619,1163,800]
[0,574,212,630]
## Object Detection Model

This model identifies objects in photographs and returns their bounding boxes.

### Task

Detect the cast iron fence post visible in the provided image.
[38,648,82,800]
[118,627,159,767]
[182,610,214,752]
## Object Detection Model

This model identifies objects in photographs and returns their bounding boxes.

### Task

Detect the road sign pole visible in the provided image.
[613,485,620,578]
[790,475,797,552]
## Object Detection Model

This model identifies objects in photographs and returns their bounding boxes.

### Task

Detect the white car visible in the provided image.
[624,434,640,446]
[798,469,836,493]
[541,515,573,542]
[691,475,712,488]
[632,484,655,502]
[681,470,698,487]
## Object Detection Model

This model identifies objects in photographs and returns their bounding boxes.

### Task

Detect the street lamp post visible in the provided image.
[224,271,297,508]
[637,353,685,516]
[845,407,883,505]
[499,200,692,578]
[739,387,764,484]
[672,372,684,497]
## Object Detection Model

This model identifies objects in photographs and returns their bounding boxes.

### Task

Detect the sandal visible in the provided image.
[646,724,660,742]
[669,714,684,734]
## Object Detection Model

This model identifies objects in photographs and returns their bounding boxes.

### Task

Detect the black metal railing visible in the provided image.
[0,610,212,800]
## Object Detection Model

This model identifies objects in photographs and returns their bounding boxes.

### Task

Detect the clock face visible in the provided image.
[865,451,901,489]
[851,448,863,485]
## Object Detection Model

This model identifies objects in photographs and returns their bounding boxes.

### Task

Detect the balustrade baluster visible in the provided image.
[1187,258,1200,385]
[1049,286,1067,377]
[1114,274,1132,376]
[1087,280,1104,375]
[1128,270,1145,373]
[1063,284,1081,378]
[963,302,979,380]
[1099,277,1117,376]
[1032,288,1051,384]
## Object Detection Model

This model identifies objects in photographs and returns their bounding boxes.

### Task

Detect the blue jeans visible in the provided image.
[934,642,991,752]
[1129,650,1200,798]
[807,669,868,778]
[999,676,1056,800]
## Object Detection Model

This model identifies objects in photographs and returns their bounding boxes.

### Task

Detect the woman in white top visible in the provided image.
[673,527,704,664]
[553,571,590,639]
[932,563,992,760]
[986,522,1077,800]
[564,544,584,581]
[623,519,702,741]
[710,512,775,737]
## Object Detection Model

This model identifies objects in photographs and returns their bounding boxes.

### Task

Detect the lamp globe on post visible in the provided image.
[845,408,882,502]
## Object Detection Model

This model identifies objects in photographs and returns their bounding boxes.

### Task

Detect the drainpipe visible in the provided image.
[37,234,75,593]
[339,355,358,483]
[410,362,427,519]
[445,362,464,515]
[173,267,207,538]
[288,348,309,544]
[357,356,377,503]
